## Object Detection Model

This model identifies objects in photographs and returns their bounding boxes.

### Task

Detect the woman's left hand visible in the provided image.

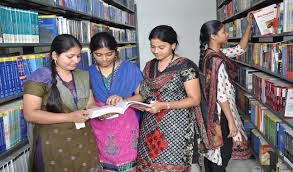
[145,101,165,114]
[106,95,123,105]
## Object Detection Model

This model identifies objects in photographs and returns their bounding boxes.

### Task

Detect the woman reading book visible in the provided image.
[198,13,253,172]
[88,32,143,171]
[136,25,202,171]
[23,34,101,172]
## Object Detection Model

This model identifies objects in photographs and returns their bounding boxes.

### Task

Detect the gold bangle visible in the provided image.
[166,102,171,109]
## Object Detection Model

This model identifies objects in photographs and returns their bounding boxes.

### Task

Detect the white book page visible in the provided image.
[285,89,293,117]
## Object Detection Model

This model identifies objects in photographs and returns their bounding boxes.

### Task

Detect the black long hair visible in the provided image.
[46,34,82,113]
[199,20,223,69]
[90,32,118,54]
[149,25,179,54]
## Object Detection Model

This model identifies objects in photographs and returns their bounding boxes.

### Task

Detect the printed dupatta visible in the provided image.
[200,50,237,149]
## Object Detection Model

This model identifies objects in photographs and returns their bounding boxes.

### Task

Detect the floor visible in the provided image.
[191,159,260,172]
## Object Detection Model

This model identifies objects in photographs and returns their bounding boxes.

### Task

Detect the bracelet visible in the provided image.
[166,102,171,110]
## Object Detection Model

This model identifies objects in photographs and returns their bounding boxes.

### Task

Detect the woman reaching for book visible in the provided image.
[198,13,253,172]
[23,34,101,172]
[136,25,202,171]
[88,32,143,171]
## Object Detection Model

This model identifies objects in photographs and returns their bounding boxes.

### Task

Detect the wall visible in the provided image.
[136,0,217,69]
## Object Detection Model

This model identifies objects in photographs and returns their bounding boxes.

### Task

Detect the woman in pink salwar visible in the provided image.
[88,32,143,171]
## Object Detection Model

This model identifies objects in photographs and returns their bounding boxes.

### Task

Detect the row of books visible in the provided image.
[237,87,289,154]
[113,0,135,11]
[234,43,293,80]
[118,45,138,61]
[0,53,49,99]
[251,72,293,113]
[236,65,293,115]
[236,89,293,169]
[237,66,258,91]
[236,88,292,171]
[251,101,293,167]
[217,0,263,21]
[251,128,274,166]
[39,15,136,44]
[0,45,138,99]
[251,128,292,171]
[91,0,135,26]
[43,0,135,26]
[55,0,91,15]
[0,100,27,153]
[0,5,39,43]
[53,0,135,14]
[225,2,293,37]
[0,5,136,44]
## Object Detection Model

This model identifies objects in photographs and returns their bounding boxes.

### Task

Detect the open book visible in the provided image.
[87,101,151,119]
[75,101,151,129]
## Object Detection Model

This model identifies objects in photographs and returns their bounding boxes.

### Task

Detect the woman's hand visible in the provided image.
[106,95,123,105]
[227,120,238,138]
[247,12,254,27]
[145,101,166,114]
[68,110,89,123]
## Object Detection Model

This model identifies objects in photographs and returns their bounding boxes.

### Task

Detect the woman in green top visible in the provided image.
[23,34,101,172]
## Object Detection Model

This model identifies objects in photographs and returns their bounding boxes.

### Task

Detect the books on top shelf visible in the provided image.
[0,5,39,44]
[38,15,137,44]
[224,0,293,37]
[234,43,293,80]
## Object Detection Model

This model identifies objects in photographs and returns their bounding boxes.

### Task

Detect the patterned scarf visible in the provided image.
[199,50,236,149]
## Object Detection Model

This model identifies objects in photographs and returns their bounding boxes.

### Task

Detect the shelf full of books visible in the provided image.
[217,0,293,171]
[235,80,293,171]
[0,0,139,169]
[224,0,293,43]
[1,0,136,28]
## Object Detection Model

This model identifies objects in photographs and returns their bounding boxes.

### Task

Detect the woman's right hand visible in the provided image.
[68,110,89,123]
[227,120,238,138]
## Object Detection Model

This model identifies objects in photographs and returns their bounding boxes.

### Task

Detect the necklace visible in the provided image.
[97,61,116,94]
[155,53,175,77]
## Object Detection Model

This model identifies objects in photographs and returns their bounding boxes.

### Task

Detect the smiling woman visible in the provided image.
[23,34,101,172]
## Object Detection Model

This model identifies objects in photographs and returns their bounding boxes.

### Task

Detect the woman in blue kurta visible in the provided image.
[88,32,143,171]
